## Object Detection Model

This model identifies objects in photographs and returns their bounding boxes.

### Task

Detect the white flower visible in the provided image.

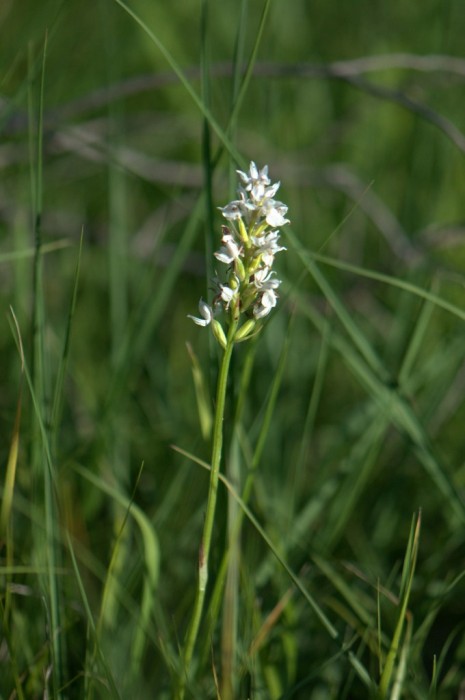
[260,198,290,227]
[252,230,286,267]
[188,299,213,326]
[214,233,242,264]
[253,268,281,291]
[253,289,278,319]
[219,283,238,309]
[236,162,282,207]
[222,163,289,230]
[237,162,271,193]
[218,202,244,221]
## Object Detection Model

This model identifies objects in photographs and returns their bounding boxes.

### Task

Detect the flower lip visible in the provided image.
[260,199,290,227]
[218,202,243,221]
[253,289,278,319]
[252,230,286,253]
[214,233,242,264]
[218,283,238,309]
[188,299,213,326]
[253,268,281,290]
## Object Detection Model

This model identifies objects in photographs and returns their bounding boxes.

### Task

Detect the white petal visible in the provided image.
[218,202,243,220]
[265,182,280,198]
[259,164,270,183]
[249,161,258,179]
[220,285,235,302]
[219,284,238,309]
[261,252,275,267]
[187,315,209,326]
[262,289,278,308]
[253,289,278,318]
[188,299,213,326]
[251,182,266,202]
[236,169,250,187]
[214,249,233,264]
[214,236,241,264]
[253,304,270,319]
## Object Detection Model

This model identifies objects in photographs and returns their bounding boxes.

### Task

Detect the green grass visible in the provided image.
[2,1,465,698]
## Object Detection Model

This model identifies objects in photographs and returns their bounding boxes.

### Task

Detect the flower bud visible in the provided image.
[212,320,227,349]
[228,273,239,290]
[234,319,257,342]
[234,257,246,281]
[237,217,249,244]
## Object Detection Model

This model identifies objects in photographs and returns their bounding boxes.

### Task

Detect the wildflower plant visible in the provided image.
[188,161,289,346]
[178,162,289,698]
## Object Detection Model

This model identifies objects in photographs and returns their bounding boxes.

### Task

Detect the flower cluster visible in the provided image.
[188,162,289,348]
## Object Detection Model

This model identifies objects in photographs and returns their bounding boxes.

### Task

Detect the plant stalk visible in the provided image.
[176,322,237,699]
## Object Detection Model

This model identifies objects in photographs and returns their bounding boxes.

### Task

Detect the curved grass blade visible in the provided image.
[378,512,421,698]
[171,444,338,640]
[50,232,83,454]
[112,0,241,164]
[1,309,24,539]
[293,289,465,524]
[0,239,71,264]
[72,462,160,673]
[65,531,122,700]
[303,247,465,325]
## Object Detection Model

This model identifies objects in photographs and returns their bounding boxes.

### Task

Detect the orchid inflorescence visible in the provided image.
[188,161,289,348]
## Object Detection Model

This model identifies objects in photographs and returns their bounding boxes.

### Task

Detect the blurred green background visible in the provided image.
[2,0,465,698]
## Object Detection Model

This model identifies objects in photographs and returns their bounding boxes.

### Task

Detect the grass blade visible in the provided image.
[378,512,421,698]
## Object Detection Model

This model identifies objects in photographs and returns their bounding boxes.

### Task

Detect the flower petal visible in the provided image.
[188,299,213,326]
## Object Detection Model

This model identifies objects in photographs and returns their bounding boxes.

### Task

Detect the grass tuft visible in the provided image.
[2,1,465,697]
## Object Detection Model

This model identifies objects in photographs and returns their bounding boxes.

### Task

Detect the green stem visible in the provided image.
[176,323,237,699]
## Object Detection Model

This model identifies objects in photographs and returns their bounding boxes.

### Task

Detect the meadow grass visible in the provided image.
[2,1,465,698]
